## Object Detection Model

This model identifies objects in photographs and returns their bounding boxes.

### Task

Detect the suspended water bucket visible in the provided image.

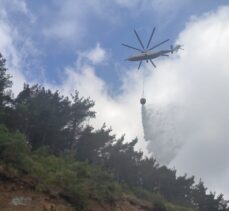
[140,98,146,105]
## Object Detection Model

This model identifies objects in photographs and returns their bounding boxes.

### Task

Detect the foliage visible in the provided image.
[0,53,12,109]
[0,52,228,211]
[153,201,167,211]
[0,53,13,127]
[0,125,31,170]
[166,203,194,211]
[0,125,122,210]
[192,180,229,211]
[10,84,95,154]
[30,152,122,203]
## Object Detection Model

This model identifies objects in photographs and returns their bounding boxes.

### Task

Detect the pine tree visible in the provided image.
[13,84,96,154]
[0,53,12,109]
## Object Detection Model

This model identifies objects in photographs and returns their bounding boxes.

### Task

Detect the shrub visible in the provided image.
[0,125,32,171]
[29,152,122,209]
[153,201,167,211]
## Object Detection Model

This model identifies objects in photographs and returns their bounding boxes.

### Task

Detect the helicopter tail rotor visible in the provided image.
[171,44,184,53]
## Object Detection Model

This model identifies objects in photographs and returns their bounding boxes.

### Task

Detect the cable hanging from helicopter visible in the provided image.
[122,27,183,105]
[140,69,146,105]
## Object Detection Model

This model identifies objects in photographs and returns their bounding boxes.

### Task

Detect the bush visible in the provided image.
[89,168,122,203]
[0,125,193,211]
[153,201,167,211]
[29,152,122,209]
[0,125,32,171]
[0,125,122,210]
[166,203,194,211]
[132,187,166,206]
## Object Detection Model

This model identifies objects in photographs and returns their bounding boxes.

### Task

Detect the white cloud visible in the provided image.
[43,18,86,42]
[0,9,26,94]
[115,0,190,12]
[143,6,229,197]
[50,6,229,198]
[0,0,38,94]
[115,0,141,8]
[43,0,111,42]
[151,0,190,12]
[84,43,107,65]
[1,0,229,199]
[43,0,189,43]
[47,62,147,153]
[0,0,28,14]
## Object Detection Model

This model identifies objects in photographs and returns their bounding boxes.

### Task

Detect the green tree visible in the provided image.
[14,85,95,153]
[67,91,95,149]
[0,53,12,109]
[0,124,29,169]
[0,53,13,127]
[75,124,114,164]
[138,157,159,191]
[192,180,229,211]
[174,174,195,206]
[104,137,143,186]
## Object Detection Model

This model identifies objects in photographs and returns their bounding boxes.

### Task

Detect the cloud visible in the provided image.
[47,61,148,153]
[0,0,39,94]
[0,0,28,14]
[49,6,229,198]
[150,0,190,13]
[0,2,28,94]
[115,0,141,8]
[3,0,228,199]
[114,0,190,12]
[43,17,86,42]
[43,0,117,42]
[141,6,229,197]
[43,0,189,43]
[84,43,107,65]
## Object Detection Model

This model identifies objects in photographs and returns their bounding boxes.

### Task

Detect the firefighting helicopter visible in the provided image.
[122,27,183,70]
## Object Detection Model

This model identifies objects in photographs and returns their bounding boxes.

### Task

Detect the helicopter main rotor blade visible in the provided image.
[149,39,170,50]
[146,27,156,49]
[138,61,142,70]
[150,59,156,68]
[122,43,143,52]
[134,30,145,50]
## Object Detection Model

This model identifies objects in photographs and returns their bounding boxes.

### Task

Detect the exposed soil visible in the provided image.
[0,180,74,211]
[0,165,153,211]
[88,195,152,211]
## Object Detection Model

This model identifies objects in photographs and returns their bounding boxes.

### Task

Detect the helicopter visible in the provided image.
[122,27,183,69]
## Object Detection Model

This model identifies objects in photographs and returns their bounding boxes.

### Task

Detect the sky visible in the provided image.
[1,0,229,199]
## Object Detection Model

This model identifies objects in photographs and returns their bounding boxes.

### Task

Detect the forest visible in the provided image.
[0,52,228,211]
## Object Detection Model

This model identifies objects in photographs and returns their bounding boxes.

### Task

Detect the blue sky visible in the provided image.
[2,0,227,87]
[1,0,229,199]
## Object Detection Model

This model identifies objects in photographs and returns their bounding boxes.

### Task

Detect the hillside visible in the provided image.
[0,163,192,211]
[0,53,228,211]
[0,125,193,211]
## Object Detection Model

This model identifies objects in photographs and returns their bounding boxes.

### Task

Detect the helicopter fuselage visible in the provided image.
[127,50,171,61]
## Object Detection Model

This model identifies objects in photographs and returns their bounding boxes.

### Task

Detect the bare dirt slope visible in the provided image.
[88,195,152,211]
[0,180,153,211]
[0,183,153,211]
[0,181,74,211]
[0,165,154,211]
